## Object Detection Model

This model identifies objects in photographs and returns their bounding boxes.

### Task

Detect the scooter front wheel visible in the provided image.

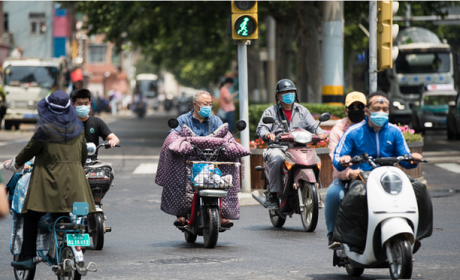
[58,246,82,280]
[387,235,413,280]
[300,182,319,232]
[13,255,36,280]
[203,208,219,248]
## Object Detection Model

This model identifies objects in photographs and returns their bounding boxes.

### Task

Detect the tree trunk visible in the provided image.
[295,2,322,103]
[275,18,297,82]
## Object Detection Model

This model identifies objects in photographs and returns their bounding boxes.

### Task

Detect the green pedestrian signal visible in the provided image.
[234,16,256,38]
[231,1,258,40]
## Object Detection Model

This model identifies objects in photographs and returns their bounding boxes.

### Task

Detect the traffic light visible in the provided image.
[377,0,399,70]
[231,1,258,40]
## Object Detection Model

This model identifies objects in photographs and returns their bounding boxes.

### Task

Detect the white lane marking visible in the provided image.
[435,163,460,174]
[133,163,158,174]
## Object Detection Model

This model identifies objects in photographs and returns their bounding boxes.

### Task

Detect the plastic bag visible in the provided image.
[11,172,31,214]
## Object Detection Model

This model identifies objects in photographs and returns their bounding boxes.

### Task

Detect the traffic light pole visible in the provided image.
[237,40,251,193]
[369,0,378,93]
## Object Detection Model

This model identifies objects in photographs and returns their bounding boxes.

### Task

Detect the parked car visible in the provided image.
[447,90,460,140]
[410,85,456,134]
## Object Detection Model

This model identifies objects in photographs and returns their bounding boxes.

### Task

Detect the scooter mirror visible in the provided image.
[262,117,276,124]
[86,143,97,156]
[168,118,179,129]
[235,120,247,131]
[319,113,331,122]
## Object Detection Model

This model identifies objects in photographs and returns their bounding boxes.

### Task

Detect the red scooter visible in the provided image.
[252,113,330,232]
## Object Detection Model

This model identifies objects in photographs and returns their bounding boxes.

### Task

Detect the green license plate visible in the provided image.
[66,234,90,247]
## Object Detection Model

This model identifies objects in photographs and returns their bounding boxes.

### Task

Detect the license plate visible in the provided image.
[23,114,37,119]
[66,234,90,247]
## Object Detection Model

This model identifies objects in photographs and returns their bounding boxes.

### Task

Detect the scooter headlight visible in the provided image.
[291,130,312,144]
[380,172,403,195]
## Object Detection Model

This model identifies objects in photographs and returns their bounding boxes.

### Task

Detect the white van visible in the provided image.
[3,57,68,130]
[135,73,159,110]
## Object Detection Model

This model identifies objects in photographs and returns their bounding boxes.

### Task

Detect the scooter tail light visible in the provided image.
[316,162,321,170]
[284,161,295,170]
[76,246,82,251]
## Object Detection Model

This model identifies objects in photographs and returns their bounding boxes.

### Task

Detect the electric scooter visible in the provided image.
[252,113,330,231]
[333,153,428,280]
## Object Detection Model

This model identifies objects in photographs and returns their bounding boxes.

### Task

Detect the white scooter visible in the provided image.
[333,153,427,280]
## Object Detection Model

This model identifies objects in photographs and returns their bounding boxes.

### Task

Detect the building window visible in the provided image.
[29,13,46,35]
[111,50,121,66]
[88,44,107,63]
[4,13,8,32]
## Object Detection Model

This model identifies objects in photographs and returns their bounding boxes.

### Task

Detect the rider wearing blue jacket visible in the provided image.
[328,91,422,250]
[333,91,421,172]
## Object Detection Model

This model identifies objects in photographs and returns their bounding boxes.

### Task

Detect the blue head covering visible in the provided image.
[32,90,84,142]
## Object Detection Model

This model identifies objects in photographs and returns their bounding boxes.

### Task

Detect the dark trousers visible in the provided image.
[20,211,68,258]
[226,111,235,133]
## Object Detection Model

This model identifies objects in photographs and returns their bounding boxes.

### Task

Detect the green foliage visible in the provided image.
[402,131,424,143]
[73,1,235,89]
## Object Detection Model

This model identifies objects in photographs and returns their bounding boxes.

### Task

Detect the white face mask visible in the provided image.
[76,105,90,118]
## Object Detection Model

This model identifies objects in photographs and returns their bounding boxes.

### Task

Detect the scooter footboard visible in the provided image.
[380,217,414,247]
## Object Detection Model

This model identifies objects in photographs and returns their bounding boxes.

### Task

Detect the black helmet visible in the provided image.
[276,79,297,93]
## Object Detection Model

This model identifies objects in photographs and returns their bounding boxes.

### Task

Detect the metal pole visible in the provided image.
[369,0,378,93]
[238,41,251,193]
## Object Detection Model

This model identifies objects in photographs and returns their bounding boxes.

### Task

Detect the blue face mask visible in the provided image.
[281,92,295,104]
[370,111,389,127]
[76,105,90,118]
[198,106,212,118]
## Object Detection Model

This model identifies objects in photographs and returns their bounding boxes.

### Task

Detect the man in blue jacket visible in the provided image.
[170,90,223,136]
[330,91,423,249]
[333,91,422,172]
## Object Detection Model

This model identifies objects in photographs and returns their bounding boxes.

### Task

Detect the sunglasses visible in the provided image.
[347,103,365,111]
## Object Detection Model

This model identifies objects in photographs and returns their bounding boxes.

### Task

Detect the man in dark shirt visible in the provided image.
[71,89,120,147]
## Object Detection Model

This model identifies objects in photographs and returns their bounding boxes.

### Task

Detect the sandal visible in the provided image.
[173,217,186,226]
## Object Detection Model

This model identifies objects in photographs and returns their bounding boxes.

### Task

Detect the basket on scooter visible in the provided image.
[85,165,114,200]
[190,163,234,189]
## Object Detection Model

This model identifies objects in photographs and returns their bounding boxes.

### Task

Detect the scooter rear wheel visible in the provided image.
[91,213,104,250]
[345,263,364,277]
[300,182,319,232]
[269,210,286,227]
[203,208,219,248]
[184,231,197,243]
[13,255,36,280]
[387,235,413,280]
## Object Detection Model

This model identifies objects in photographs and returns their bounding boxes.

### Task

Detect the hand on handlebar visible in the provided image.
[107,139,120,148]
[410,152,423,165]
[318,133,327,140]
[264,133,276,142]
[339,155,353,166]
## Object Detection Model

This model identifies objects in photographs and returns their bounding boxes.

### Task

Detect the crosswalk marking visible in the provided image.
[133,163,158,174]
[435,163,460,174]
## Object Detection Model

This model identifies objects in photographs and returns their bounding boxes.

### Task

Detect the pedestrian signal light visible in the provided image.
[377,0,399,70]
[231,1,258,40]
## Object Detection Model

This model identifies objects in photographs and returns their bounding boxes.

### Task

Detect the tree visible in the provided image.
[73,1,235,89]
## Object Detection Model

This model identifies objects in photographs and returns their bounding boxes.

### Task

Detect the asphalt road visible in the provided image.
[0,110,459,279]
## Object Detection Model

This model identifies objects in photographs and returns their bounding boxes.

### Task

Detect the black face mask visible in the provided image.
[348,110,365,123]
